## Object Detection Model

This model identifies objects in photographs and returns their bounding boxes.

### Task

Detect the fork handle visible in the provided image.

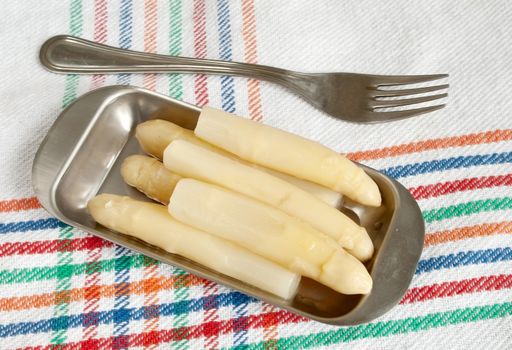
[40,35,294,84]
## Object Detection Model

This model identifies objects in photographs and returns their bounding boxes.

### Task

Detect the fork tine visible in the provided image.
[371,93,448,109]
[371,84,449,97]
[371,74,448,86]
[365,104,446,122]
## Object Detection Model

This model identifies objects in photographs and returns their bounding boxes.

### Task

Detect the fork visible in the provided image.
[40,35,448,123]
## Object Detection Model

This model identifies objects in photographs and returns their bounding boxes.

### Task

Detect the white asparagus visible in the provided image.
[168,179,372,294]
[121,155,181,204]
[136,119,343,207]
[164,140,373,261]
[88,194,300,299]
[135,119,199,160]
[261,167,343,209]
[194,106,381,207]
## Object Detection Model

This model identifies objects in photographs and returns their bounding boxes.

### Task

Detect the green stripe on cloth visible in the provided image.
[168,2,188,349]
[423,197,512,223]
[168,0,183,101]
[62,0,83,109]
[172,271,190,349]
[62,75,80,109]
[0,255,153,284]
[229,302,512,349]
[51,226,75,346]
[51,0,82,346]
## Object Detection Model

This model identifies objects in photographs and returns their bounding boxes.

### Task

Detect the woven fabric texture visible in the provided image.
[1,1,511,349]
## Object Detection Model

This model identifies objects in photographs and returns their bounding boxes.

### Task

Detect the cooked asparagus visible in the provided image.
[135,119,343,207]
[164,140,373,261]
[168,179,372,294]
[121,155,180,204]
[88,194,301,299]
[194,107,381,207]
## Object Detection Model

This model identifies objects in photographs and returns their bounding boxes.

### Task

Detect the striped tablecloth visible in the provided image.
[1,1,511,349]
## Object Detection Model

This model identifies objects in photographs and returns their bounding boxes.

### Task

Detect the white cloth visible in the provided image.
[0,1,511,349]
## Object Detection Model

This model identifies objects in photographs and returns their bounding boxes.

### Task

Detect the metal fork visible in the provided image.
[40,35,448,123]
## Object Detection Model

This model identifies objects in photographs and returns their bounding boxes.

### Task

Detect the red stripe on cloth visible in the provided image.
[241,0,262,121]
[193,0,209,107]
[347,129,512,161]
[202,281,220,349]
[143,0,158,91]
[83,247,102,341]
[410,174,512,200]
[0,197,40,212]
[192,1,216,347]
[0,236,111,257]
[260,303,279,349]
[142,263,161,348]
[93,0,108,43]
[27,311,305,349]
[84,0,109,341]
[401,274,512,304]
[142,1,160,347]
[91,0,108,89]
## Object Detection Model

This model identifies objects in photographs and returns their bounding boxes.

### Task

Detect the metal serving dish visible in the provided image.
[32,85,424,325]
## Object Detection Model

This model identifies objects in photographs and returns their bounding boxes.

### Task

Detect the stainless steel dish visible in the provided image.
[32,85,424,325]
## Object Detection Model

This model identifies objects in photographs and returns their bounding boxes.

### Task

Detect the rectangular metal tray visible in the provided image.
[32,86,424,325]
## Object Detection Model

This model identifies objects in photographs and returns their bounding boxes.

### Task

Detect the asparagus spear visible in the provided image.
[168,179,373,295]
[164,140,373,261]
[88,194,301,299]
[135,119,210,160]
[121,155,180,204]
[135,119,343,208]
[194,107,381,207]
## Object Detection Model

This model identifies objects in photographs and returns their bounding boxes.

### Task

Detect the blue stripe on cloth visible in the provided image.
[2,247,512,338]
[380,152,512,178]
[113,247,132,349]
[0,218,65,234]
[0,292,255,337]
[416,247,512,274]
[217,0,235,114]
[216,0,246,346]
[117,0,132,85]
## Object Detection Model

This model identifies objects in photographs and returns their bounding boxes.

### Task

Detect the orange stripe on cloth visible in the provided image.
[241,1,273,344]
[425,221,512,246]
[242,0,262,122]
[0,197,40,212]
[0,274,206,312]
[347,129,512,161]
[143,0,158,91]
